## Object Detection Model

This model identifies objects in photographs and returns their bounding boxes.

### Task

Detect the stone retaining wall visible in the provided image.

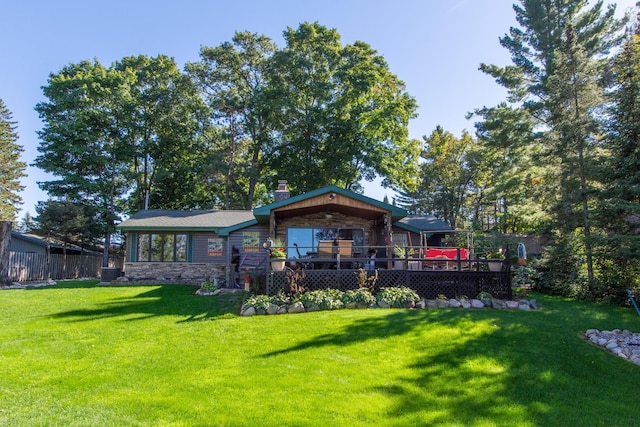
[115,262,225,285]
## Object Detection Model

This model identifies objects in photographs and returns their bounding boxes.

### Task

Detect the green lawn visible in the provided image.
[1,280,640,426]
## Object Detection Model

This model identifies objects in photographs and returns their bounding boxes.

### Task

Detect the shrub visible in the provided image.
[377,286,420,308]
[513,266,539,287]
[354,268,378,293]
[298,289,344,310]
[342,288,376,306]
[243,295,271,311]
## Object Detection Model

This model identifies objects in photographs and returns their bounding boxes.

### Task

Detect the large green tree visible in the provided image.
[397,127,478,228]
[34,60,128,266]
[0,99,26,221]
[475,0,625,296]
[113,55,207,212]
[265,22,420,194]
[594,14,640,299]
[186,32,276,209]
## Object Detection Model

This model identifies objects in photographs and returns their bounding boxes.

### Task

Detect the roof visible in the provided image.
[11,231,49,248]
[117,210,256,232]
[253,185,407,221]
[394,214,453,234]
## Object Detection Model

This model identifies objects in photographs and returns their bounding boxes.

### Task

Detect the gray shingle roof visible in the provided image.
[118,210,255,231]
[395,214,452,233]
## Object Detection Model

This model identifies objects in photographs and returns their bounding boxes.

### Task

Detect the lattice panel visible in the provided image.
[266,268,512,300]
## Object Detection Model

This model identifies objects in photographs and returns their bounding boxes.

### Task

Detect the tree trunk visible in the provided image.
[0,221,12,285]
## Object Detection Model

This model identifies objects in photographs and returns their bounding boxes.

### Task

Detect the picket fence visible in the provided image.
[8,252,124,282]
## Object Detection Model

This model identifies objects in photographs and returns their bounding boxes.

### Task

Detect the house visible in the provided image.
[9,231,103,256]
[116,181,455,286]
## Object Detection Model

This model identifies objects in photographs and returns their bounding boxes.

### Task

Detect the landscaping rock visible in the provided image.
[426,299,438,309]
[470,299,484,309]
[241,306,256,317]
[435,299,448,309]
[585,329,640,366]
[448,299,461,308]
[415,300,426,309]
[277,305,288,314]
[266,303,279,315]
[288,302,305,313]
[377,300,390,308]
[506,300,519,309]
[530,299,539,309]
[345,302,357,309]
[460,299,471,309]
[492,299,507,309]
[306,304,320,312]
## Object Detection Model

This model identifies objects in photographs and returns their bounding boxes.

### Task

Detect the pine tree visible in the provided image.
[0,99,26,221]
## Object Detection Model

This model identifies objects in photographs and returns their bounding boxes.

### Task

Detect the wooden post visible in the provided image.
[0,221,12,285]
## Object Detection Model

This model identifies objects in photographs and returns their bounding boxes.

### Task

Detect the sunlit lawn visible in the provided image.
[1,280,640,426]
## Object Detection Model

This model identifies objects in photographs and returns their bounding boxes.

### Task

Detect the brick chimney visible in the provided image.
[274,180,290,202]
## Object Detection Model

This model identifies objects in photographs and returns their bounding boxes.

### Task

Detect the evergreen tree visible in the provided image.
[595,13,640,300]
[475,0,625,297]
[0,99,26,221]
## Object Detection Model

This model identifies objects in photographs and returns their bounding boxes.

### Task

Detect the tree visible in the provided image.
[0,221,11,285]
[113,55,207,212]
[34,200,102,251]
[186,31,276,209]
[546,24,603,289]
[475,0,625,297]
[265,22,420,194]
[595,12,640,299]
[34,60,129,267]
[0,99,26,221]
[397,127,477,228]
[16,211,35,233]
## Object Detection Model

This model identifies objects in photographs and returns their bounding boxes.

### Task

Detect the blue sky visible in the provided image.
[1,0,635,219]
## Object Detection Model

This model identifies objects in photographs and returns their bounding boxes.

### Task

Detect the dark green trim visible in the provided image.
[118,226,223,233]
[218,219,258,236]
[129,232,138,262]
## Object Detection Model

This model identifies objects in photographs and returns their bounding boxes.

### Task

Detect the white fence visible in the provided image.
[8,252,124,282]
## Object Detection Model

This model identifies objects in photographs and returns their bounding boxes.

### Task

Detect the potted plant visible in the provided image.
[269,240,287,271]
[487,250,505,272]
[393,245,416,270]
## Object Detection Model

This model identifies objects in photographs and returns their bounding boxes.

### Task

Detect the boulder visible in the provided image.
[266,303,279,315]
[470,299,484,309]
[506,300,519,309]
[448,299,461,308]
[436,299,448,308]
[492,299,507,309]
[241,306,256,317]
[288,302,306,314]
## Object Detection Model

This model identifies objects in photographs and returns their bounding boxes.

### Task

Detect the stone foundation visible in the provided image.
[114,262,226,286]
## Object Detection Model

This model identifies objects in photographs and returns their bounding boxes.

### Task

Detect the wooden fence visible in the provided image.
[8,252,124,282]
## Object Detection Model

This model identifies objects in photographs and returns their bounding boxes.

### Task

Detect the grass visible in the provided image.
[1,280,640,426]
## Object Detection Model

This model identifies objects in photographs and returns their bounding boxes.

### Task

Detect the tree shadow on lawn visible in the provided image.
[48,285,246,322]
[261,300,640,425]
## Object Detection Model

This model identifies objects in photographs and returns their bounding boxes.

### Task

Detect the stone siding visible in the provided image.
[116,262,225,286]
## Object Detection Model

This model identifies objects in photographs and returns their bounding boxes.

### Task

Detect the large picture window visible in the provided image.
[137,233,187,262]
[287,228,364,258]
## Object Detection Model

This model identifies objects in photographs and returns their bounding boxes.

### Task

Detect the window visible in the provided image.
[137,233,188,262]
[287,228,364,258]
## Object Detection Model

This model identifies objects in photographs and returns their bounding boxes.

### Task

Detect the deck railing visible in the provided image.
[266,245,512,300]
